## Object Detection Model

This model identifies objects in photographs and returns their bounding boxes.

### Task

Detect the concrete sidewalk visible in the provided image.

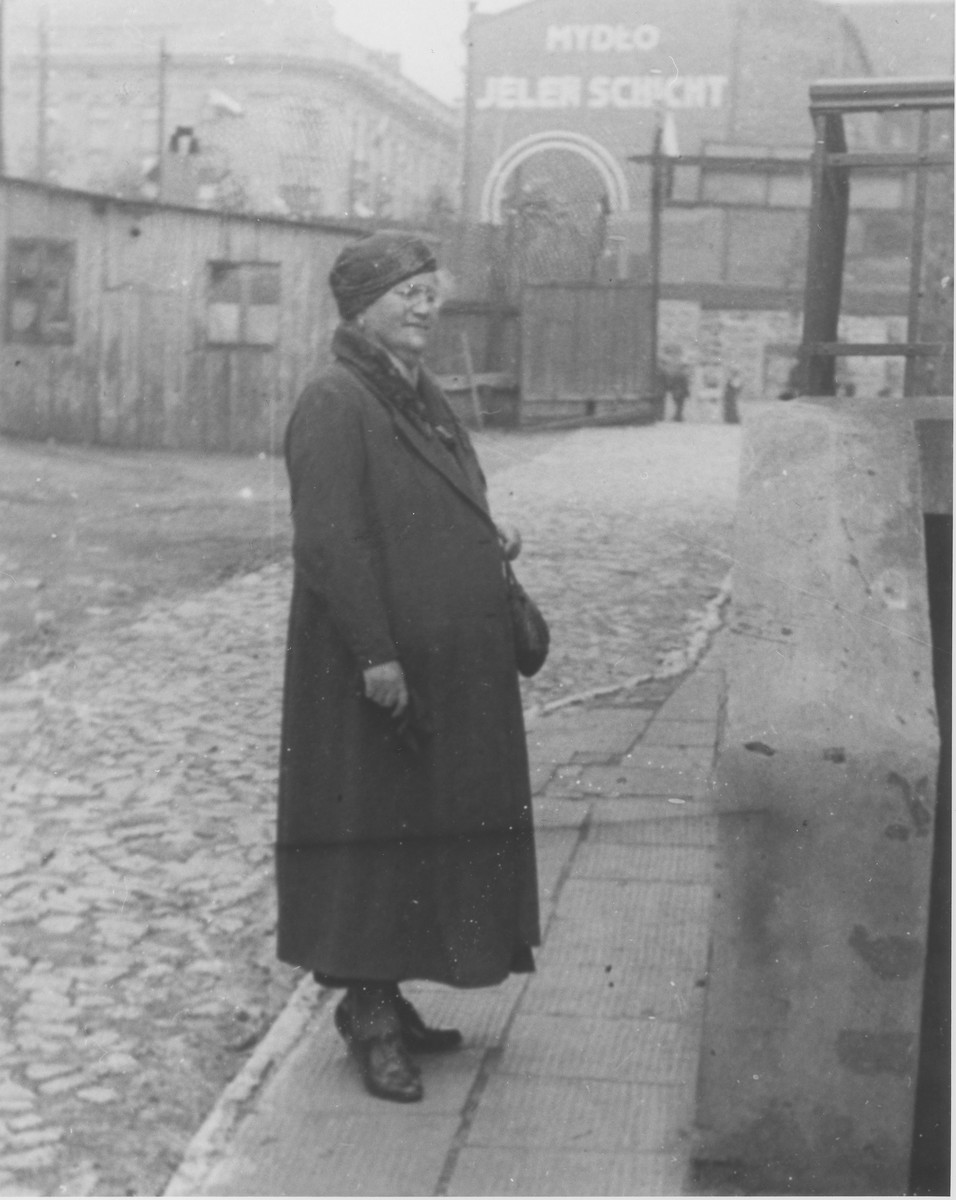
[165,656,723,1197]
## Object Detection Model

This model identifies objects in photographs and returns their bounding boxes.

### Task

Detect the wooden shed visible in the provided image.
[0,178,362,452]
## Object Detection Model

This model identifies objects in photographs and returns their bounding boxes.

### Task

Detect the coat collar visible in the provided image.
[332,324,494,528]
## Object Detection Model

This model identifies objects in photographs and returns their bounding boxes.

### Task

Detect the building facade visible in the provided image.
[460,0,950,403]
[4,0,460,223]
[463,0,870,228]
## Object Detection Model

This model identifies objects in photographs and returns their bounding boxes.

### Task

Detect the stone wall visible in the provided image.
[658,303,908,409]
[694,397,945,1194]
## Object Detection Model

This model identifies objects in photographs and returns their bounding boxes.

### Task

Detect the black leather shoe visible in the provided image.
[351,1031,423,1103]
[333,999,358,1048]
[394,993,463,1054]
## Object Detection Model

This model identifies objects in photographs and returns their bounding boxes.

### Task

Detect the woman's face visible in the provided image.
[360,271,441,367]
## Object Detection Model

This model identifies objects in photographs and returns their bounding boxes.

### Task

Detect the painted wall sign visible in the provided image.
[544,24,662,53]
[475,74,729,111]
[464,0,740,220]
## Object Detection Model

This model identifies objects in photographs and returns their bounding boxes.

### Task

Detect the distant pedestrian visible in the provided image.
[669,367,691,422]
[657,344,691,422]
[722,368,742,424]
[276,231,540,1104]
[779,361,801,401]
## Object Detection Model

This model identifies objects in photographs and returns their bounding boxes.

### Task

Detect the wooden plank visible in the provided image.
[521,285,656,408]
[569,289,588,398]
[203,351,232,451]
[904,109,932,398]
[99,288,145,446]
[825,151,952,170]
[810,77,954,114]
[801,112,849,395]
[98,293,123,444]
[803,342,947,357]
[552,288,577,400]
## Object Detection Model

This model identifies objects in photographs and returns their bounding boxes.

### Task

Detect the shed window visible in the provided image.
[207,261,280,347]
[5,238,76,344]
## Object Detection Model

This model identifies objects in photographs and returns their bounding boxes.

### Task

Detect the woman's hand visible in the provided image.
[363,660,408,715]
[497,522,522,561]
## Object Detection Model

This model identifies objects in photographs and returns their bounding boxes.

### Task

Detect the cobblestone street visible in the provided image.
[0,422,740,1196]
[489,425,740,713]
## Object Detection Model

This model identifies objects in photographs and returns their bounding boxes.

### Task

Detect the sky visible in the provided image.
[328,0,520,104]
[7,0,947,106]
[328,0,950,104]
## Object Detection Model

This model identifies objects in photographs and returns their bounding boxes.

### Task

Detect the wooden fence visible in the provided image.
[428,298,520,427]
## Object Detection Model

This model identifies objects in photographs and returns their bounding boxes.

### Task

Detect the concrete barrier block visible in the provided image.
[694,401,939,1195]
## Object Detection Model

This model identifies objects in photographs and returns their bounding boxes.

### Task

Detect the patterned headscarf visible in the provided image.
[329,231,438,321]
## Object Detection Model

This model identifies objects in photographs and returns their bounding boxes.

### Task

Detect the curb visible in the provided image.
[525,569,731,723]
[163,977,325,1196]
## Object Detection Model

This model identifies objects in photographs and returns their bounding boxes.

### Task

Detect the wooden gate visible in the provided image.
[519,283,658,426]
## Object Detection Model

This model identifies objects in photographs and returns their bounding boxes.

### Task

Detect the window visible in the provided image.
[5,238,76,344]
[207,261,280,347]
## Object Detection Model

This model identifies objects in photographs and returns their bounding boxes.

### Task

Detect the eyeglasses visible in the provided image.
[391,282,441,307]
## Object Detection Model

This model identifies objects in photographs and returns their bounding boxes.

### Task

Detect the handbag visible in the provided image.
[503,559,550,677]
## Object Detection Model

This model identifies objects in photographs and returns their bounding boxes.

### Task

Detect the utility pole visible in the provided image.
[590,191,610,283]
[459,0,478,220]
[0,0,6,175]
[156,38,169,199]
[648,111,664,393]
[346,115,357,216]
[37,7,49,181]
[455,1,479,289]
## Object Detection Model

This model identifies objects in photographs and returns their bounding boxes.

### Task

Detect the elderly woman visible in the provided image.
[276,231,540,1103]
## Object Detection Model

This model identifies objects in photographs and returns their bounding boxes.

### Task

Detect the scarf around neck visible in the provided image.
[332,323,457,449]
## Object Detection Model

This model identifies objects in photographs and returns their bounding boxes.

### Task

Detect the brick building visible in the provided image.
[4,0,460,222]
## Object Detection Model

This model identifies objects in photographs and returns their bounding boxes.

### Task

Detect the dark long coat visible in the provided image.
[276,325,539,988]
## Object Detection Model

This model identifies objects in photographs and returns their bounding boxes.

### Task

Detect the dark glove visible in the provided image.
[392,687,434,754]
